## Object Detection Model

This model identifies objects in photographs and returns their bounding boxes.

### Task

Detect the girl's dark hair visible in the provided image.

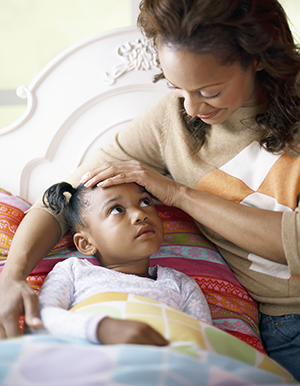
[42,182,92,233]
[138,0,300,152]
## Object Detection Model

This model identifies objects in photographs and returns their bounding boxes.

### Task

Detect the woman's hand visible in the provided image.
[97,317,169,346]
[0,209,61,339]
[0,274,43,338]
[79,161,286,263]
[80,160,182,207]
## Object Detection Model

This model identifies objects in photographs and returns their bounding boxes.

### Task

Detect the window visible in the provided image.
[1,0,299,130]
[0,0,137,129]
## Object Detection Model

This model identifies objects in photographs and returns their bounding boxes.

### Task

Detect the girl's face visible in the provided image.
[75,183,164,273]
[158,45,264,124]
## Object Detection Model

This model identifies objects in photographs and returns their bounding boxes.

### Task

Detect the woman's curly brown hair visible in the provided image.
[137,0,300,152]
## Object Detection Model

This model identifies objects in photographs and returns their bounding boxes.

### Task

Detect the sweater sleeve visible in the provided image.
[39,261,106,343]
[29,92,175,236]
[281,206,300,276]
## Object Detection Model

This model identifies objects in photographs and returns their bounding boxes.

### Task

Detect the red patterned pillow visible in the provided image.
[151,205,265,354]
[0,188,98,274]
[0,189,31,260]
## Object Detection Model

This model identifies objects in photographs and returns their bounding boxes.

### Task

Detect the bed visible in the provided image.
[0,26,297,385]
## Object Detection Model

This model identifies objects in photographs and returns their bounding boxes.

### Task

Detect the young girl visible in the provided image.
[38,182,212,344]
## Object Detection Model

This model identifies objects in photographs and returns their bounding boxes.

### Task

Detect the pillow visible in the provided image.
[0,188,31,259]
[70,292,291,380]
[151,205,265,354]
[0,188,98,275]
[0,189,264,353]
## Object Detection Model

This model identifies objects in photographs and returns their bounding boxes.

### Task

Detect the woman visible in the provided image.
[1,0,300,379]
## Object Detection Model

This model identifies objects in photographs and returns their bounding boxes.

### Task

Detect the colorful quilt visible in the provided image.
[0,290,297,385]
[1,291,297,385]
[0,325,295,386]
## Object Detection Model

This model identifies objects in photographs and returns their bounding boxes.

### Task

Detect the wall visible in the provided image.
[0,0,133,129]
[281,0,300,42]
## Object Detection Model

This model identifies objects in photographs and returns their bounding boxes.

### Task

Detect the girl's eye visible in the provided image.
[141,198,151,207]
[110,206,124,215]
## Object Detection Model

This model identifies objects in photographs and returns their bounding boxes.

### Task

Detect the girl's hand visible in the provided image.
[97,317,169,346]
[80,160,182,207]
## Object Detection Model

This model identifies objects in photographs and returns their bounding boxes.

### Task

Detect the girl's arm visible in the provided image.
[38,261,104,341]
[40,305,169,345]
[39,261,168,345]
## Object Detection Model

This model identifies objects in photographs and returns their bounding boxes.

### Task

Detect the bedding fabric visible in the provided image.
[0,188,264,352]
[0,326,296,386]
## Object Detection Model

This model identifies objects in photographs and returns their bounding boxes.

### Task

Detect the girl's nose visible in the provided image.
[132,209,148,224]
[184,93,208,117]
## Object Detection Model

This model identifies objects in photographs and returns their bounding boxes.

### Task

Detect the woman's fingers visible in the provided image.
[79,161,181,207]
[80,161,143,187]
[23,290,43,329]
[0,312,21,338]
[0,277,43,339]
[0,275,23,338]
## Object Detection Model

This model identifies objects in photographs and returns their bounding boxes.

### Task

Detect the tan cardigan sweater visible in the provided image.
[32,93,300,316]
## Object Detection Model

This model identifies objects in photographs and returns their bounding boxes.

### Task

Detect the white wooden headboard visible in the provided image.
[1,26,168,204]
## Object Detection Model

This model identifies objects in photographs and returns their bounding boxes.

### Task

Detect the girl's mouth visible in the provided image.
[136,225,155,238]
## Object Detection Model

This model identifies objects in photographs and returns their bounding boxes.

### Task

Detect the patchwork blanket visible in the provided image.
[0,324,295,386]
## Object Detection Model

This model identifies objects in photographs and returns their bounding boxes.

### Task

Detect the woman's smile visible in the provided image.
[197,109,221,120]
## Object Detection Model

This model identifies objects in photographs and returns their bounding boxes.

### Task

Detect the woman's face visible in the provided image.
[158,44,264,124]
